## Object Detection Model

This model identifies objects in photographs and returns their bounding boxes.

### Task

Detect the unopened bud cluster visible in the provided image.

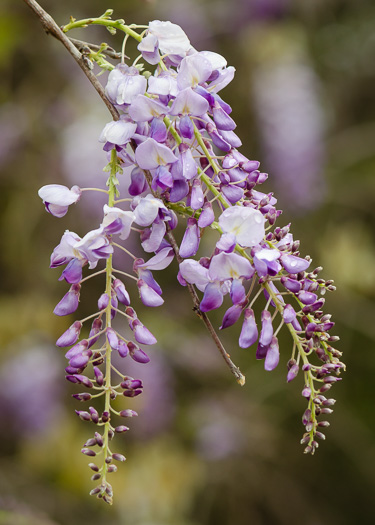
[38,12,344,503]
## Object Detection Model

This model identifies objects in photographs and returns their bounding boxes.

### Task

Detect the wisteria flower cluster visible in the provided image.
[35,8,344,504]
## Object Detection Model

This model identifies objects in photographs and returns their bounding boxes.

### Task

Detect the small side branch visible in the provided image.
[69,37,124,60]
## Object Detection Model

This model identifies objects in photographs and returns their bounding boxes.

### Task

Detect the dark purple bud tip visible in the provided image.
[66,375,93,388]
[65,366,80,375]
[81,448,96,457]
[88,463,99,472]
[101,411,110,423]
[125,307,136,318]
[72,393,92,401]
[121,378,143,390]
[128,341,150,363]
[320,407,333,414]
[84,438,97,447]
[91,473,101,481]
[89,406,100,424]
[95,432,104,447]
[115,425,129,433]
[112,453,126,462]
[123,389,142,397]
[323,375,342,384]
[323,398,336,406]
[119,409,138,418]
[75,410,91,421]
[107,465,117,473]
[302,299,325,314]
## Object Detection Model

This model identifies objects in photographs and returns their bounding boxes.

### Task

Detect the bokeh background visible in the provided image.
[1,0,375,524]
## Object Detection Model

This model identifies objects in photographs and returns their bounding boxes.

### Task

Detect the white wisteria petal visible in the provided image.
[99,119,137,145]
[38,184,81,206]
[133,194,167,227]
[135,138,178,170]
[179,259,210,291]
[101,205,135,240]
[209,252,254,281]
[200,50,227,70]
[218,206,265,247]
[148,20,191,56]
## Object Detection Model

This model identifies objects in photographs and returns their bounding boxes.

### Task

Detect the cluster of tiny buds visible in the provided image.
[77,406,137,503]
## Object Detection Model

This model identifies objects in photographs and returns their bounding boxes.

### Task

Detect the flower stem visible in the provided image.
[100,148,118,498]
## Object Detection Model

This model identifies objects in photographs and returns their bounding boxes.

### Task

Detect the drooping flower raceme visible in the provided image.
[37,10,344,505]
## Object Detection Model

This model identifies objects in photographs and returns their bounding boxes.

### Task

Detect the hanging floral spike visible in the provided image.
[25,1,344,505]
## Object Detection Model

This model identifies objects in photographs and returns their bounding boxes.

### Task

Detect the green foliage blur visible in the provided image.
[1,0,375,524]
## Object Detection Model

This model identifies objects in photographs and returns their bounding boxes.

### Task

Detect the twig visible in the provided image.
[68,37,125,60]
[22,0,119,121]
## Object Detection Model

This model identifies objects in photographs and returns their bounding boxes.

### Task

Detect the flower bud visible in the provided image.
[56,321,82,347]
[127,341,150,363]
[81,448,96,457]
[259,310,273,346]
[54,284,81,316]
[239,308,258,348]
[113,279,130,305]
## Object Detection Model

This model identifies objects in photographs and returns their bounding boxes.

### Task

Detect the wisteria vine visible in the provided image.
[26,1,344,505]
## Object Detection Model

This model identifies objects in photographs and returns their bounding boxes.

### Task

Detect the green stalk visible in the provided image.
[63,17,142,42]
[100,148,118,493]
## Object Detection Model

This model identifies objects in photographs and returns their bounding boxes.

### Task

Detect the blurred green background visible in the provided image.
[1,0,375,524]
